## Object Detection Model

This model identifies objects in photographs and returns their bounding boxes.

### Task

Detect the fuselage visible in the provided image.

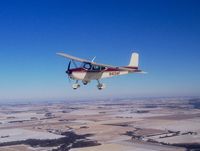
[68,66,140,81]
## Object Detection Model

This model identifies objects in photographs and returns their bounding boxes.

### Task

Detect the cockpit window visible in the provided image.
[83,63,106,71]
[83,63,91,70]
[92,65,101,71]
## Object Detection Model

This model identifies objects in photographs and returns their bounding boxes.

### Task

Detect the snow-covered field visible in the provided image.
[0,128,64,143]
[0,97,199,151]
[152,134,200,144]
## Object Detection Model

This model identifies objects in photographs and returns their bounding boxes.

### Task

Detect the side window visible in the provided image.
[92,65,101,71]
[83,63,91,70]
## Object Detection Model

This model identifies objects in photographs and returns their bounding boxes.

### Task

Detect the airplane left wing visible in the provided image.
[57,52,145,72]
[56,52,90,63]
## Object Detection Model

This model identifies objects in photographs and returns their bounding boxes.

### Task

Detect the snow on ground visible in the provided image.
[70,143,156,151]
[0,112,44,124]
[0,128,64,143]
[70,141,184,151]
[109,112,170,119]
[136,118,200,132]
[134,117,200,144]
[152,134,200,144]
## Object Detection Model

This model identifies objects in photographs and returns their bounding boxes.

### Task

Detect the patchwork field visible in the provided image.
[0,97,199,151]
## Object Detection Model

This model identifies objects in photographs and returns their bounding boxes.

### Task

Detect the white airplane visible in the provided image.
[57,52,146,90]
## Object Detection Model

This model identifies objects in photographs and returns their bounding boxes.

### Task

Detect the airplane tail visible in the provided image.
[128,52,139,67]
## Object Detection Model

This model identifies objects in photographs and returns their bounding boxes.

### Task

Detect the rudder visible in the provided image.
[128,52,139,67]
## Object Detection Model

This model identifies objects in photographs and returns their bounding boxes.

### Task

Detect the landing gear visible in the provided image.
[72,83,80,89]
[71,80,106,90]
[72,80,80,90]
[97,80,106,90]
[82,81,89,85]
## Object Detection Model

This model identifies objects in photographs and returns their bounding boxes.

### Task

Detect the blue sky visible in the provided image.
[0,0,200,102]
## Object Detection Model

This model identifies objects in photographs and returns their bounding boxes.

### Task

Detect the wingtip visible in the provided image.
[56,52,65,56]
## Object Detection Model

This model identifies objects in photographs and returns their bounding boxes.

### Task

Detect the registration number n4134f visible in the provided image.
[109,71,120,76]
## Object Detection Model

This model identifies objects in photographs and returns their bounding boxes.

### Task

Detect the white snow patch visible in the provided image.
[0,128,64,143]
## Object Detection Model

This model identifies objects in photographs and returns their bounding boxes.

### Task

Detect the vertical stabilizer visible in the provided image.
[128,52,139,67]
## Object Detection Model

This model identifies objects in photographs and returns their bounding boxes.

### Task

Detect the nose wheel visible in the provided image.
[97,80,106,90]
[82,80,89,85]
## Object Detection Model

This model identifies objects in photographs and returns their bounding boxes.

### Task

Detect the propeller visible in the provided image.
[66,60,72,83]
[66,60,71,74]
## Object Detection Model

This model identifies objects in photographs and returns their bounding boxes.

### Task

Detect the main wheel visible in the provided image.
[97,83,106,90]
[72,83,80,90]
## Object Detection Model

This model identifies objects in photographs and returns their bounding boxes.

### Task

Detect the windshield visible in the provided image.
[82,63,106,71]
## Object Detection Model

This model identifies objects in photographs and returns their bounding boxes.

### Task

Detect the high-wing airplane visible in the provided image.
[57,52,146,90]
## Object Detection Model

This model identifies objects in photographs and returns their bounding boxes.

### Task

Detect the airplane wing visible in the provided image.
[56,52,89,63]
[57,52,144,72]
